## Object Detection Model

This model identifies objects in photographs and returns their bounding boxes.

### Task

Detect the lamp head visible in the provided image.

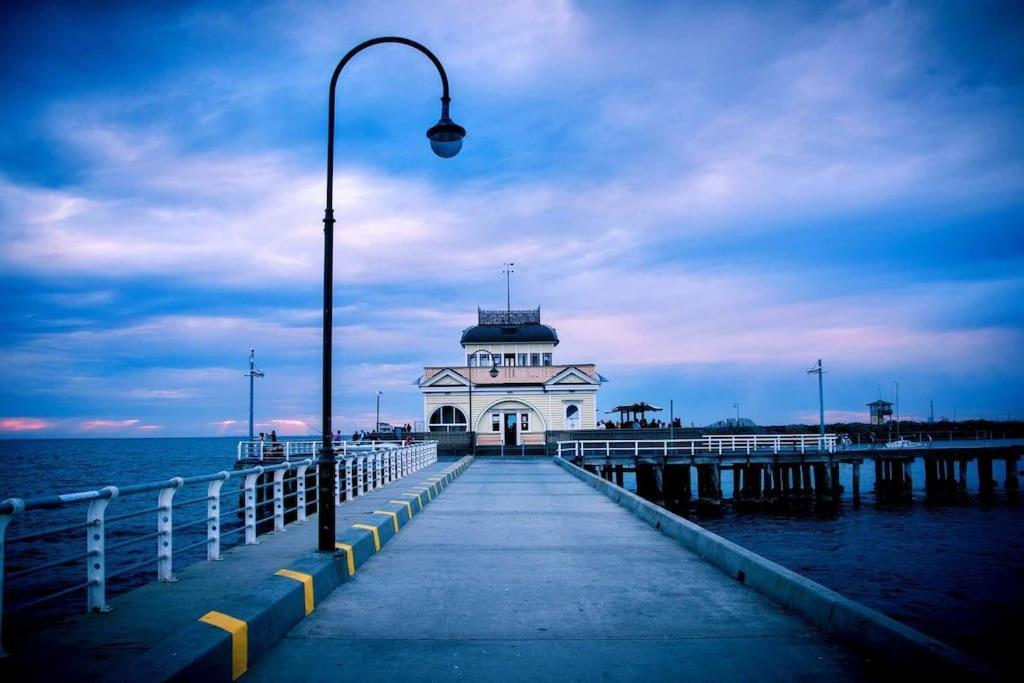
[489,362,499,378]
[426,117,466,158]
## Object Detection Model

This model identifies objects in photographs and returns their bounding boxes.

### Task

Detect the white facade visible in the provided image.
[418,308,603,447]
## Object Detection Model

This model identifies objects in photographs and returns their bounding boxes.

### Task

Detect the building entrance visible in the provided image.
[503,413,518,446]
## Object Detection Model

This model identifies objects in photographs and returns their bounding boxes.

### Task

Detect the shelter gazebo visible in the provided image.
[608,402,663,427]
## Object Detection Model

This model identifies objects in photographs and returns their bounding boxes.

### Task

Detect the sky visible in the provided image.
[0,0,1022,438]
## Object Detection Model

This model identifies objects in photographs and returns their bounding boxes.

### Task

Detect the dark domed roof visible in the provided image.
[461,322,559,346]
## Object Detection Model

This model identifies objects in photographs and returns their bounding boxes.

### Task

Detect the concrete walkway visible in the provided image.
[247,459,872,682]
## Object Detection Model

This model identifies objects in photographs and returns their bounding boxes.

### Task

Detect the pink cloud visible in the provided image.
[0,417,54,432]
[79,418,140,431]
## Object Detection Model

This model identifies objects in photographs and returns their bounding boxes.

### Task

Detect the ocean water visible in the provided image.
[0,437,245,632]
[622,459,1024,674]
[1,439,1021,674]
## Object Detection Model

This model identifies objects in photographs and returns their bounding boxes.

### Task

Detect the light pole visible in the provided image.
[733,402,740,427]
[467,358,475,455]
[318,37,466,553]
[807,359,825,449]
[375,391,382,437]
[246,348,264,441]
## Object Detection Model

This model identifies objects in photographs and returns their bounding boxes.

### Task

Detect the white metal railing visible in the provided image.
[556,434,838,459]
[0,440,437,655]
[236,439,406,461]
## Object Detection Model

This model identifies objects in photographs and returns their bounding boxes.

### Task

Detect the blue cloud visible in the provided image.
[1,0,1022,436]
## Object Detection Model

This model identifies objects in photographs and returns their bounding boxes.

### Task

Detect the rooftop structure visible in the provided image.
[868,399,894,425]
[460,307,559,347]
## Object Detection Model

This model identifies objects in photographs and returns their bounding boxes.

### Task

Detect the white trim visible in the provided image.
[420,368,469,388]
[545,366,600,386]
[474,397,549,433]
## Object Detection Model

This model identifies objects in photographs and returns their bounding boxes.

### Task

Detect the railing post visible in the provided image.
[375,453,383,489]
[85,487,117,612]
[0,498,25,657]
[243,468,262,545]
[272,468,286,532]
[295,461,309,522]
[207,473,228,560]
[335,459,343,504]
[157,477,183,582]
[359,456,368,494]
[346,458,354,498]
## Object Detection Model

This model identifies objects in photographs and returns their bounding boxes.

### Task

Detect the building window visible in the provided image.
[542,353,552,366]
[518,353,527,366]
[479,352,490,367]
[491,413,500,432]
[505,353,515,366]
[565,403,580,430]
[468,354,477,367]
[521,413,530,431]
[429,406,467,432]
[530,353,540,366]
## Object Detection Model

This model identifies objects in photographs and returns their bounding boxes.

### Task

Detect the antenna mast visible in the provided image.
[502,262,515,315]
[246,348,265,440]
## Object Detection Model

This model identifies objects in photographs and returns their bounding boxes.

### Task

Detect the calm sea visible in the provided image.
[1,438,1021,674]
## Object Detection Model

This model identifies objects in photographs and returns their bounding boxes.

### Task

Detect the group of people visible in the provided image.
[596,417,683,430]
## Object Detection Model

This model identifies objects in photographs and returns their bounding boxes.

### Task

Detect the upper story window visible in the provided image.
[468,354,477,367]
[530,353,540,366]
[542,353,552,366]
[479,352,490,367]
[517,353,527,366]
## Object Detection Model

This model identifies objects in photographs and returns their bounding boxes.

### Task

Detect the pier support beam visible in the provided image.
[662,465,692,510]
[978,457,995,501]
[614,465,624,487]
[957,458,969,501]
[1005,456,1019,499]
[852,462,861,507]
[696,464,722,514]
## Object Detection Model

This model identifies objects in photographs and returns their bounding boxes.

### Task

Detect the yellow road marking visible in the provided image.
[199,611,247,680]
[373,510,400,533]
[413,485,433,500]
[390,499,414,518]
[335,542,356,575]
[401,493,424,511]
[274,569,314,615]
[352,523,381,551]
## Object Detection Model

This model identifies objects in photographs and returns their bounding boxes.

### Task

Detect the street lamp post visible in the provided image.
[318,37,466,553]
[467,359,474,455]
[807,359,825,449]
[375,390,382,438]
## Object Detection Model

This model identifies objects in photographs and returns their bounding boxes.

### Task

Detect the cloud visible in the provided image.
[78,419,140,430]
[0,417,54,432]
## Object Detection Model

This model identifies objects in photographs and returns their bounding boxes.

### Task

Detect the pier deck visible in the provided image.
[246,459,870,682]
[2,459,459,681]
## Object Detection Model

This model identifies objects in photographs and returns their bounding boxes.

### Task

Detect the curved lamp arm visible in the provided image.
[325,36,460,217]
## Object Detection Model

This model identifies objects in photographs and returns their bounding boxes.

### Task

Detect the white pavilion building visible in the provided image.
[418,308,605,448]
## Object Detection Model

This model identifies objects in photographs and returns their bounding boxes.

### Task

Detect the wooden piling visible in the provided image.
[978,457,995,500]
[1005,456,1019,498]
[614,464,625,487]
[852,462,861,507]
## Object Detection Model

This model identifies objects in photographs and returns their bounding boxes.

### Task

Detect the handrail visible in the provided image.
[556,434,838,459]
[235,438,407,462]
[0,440,438,655]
